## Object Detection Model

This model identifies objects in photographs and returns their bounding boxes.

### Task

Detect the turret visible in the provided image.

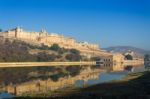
[41,29,47,33]
[40,29,48,37]
[16,26,22,33]
[14,26,22,38]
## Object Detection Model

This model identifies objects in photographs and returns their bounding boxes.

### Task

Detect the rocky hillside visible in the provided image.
[103,46,150,59]
[0,37,83,62]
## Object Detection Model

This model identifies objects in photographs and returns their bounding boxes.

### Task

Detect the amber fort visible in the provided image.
[0,27,99,51]
[0,27,144,71]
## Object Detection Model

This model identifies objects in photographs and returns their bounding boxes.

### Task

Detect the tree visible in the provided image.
[36,52,57,62]
[125,54,133,60]
[40,44,49,50]
[145,54,150,61]
[65,53,81,61]
[58,47,67,54]
[49,44,60,51]
[0,29,2,32]
[70,49,80,54]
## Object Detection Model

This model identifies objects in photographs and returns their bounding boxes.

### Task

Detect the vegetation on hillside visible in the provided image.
[0,38,82,62]
[0,39,36,62]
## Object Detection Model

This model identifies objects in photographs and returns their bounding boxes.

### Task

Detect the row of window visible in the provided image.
[103,59,111,62]
[103,64,111,67]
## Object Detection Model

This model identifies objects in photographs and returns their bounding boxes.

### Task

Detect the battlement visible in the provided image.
[0,27,100,50]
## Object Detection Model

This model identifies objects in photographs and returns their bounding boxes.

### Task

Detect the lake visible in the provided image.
[0,64,146,98]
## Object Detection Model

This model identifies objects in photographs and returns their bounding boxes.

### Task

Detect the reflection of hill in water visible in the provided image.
[0,66,103,95]
[0,66,83,85]
[0,64,146,96]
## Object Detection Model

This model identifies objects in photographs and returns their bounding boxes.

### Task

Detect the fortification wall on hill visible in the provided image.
[0,27,100,51]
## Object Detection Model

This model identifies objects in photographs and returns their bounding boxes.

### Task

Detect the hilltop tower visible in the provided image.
[40,29,48,37]
[15,26,22,38]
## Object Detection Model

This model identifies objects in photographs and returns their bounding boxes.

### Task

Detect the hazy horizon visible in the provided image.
[0,0,150,50]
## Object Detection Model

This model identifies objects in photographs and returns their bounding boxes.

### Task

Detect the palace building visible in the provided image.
[0,27,99,51]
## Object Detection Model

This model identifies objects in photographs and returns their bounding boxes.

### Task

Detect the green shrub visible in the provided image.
[70,49,80,54]
[125,54,133,60]
[49,44,60,51]
[65,53,81,61]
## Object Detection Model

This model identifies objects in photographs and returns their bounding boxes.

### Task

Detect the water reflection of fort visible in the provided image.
[0,67,103,95]
[0,61,144,95]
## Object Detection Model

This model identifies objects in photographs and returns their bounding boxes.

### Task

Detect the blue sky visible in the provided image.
[0,0,150,50]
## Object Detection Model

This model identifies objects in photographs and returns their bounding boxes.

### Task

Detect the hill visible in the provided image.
[104,46,150,56]
[0,37,83,62]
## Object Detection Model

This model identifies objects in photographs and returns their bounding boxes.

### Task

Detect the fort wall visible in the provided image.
[0,27,99,51]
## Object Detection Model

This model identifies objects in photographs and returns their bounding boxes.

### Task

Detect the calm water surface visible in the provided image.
[0,66,145,98]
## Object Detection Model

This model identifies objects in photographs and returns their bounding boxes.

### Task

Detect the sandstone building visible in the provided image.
[0,27,99,51]
[0,27,144,71]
